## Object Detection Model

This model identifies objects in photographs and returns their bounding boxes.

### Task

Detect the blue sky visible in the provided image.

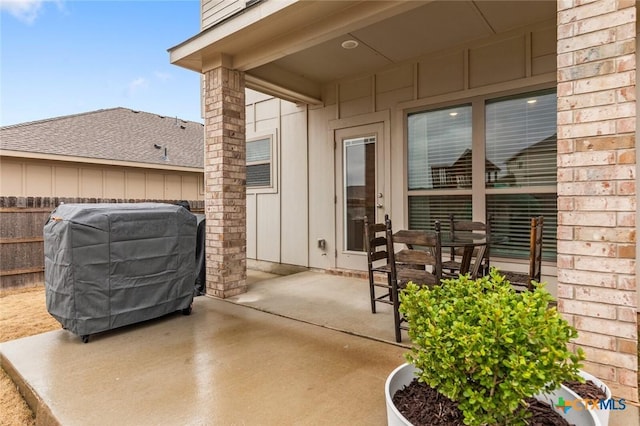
[0,0,203,126]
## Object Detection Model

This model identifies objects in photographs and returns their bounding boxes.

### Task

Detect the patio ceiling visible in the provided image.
[169,0,556,104]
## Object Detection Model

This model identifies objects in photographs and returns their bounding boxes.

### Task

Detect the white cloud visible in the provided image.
[0,0,62,24]
[154,71,172,82]
[0,0,44,24]
[126,77,149,96]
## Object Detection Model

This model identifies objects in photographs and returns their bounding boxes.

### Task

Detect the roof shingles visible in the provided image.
[0,107,204,169]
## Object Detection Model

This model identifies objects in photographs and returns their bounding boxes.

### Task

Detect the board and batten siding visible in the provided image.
[199,3,557,276]
[244,20,557,275]
[334,22,556,121]
[0,157,204,201]
[245,90,309,267]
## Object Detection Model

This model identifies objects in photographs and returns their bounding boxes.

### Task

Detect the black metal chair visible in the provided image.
[501,216,544,292]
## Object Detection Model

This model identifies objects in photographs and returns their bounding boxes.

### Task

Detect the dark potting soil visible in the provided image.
[563,380,607,400]
[392,378,604,426]
[392,380,465,425]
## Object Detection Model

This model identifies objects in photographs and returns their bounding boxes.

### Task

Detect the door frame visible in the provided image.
[333,121,387,271]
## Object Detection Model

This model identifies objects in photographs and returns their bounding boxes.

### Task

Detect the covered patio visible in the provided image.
[0,270,406,425]
[2,269,638,424]
[169,0,638,403]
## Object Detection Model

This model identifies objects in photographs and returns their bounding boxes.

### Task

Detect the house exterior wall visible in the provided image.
[201,0,245,30]
[243,19,559,278]
[556,0,638,402]
[308,104,338,271]
[0,155,204,288]
[245,90,309,267]
[203,66,247,298]
[0,156,204,201]
[202,0,638,401]
[240,18,560,284]
[308,19,558,278]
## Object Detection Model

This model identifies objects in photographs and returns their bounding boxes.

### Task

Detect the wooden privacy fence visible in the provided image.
[0,197,204,290]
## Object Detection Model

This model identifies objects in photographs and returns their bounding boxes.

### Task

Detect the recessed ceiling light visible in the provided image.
[341,40,359,49]
[449,112,458,117]
[527,99,537,104]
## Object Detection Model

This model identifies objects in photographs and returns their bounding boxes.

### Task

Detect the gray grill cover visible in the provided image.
[44,203,196,337]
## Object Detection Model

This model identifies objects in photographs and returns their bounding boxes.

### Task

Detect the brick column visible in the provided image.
[203,66,247,298]
[557,0,637,401]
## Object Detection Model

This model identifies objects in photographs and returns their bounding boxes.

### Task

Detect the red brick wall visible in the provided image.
[557,0,638,401]
[203,66,247,298]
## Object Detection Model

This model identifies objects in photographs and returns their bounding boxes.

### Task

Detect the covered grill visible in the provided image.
[44,203,196,342]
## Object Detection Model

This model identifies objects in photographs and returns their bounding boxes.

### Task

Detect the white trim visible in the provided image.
[246,129,278,194]
[245,75,323,106]
[0,150,202,173]
[398,73,556,113]
[328,109,390,131]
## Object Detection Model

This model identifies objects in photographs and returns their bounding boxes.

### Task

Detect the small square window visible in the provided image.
[246,136,273,189]
[247,163,270,187]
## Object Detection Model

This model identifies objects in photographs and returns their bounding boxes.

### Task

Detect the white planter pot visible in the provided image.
[572,370,612,426]
[384,363,414,426]
[385,363,601,426]
[537,383,602,426]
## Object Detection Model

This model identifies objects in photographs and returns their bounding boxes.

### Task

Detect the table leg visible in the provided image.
[460,246,473,276]
[469,246,487,279]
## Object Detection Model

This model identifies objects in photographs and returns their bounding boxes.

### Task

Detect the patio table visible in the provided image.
[393,229,490,279]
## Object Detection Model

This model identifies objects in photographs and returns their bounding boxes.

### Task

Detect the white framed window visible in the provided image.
[407,104,474,235]
[246,131,277,193]
[408,104,472,191]
[407,88,557,261]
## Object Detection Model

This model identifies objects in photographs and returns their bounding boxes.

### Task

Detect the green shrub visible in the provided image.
[399,269,585,425]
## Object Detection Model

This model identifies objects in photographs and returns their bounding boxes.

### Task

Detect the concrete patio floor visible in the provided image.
[1,269,638,425]
[0,270,407,426]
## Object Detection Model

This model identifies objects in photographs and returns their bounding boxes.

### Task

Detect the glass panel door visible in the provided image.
[343,136,376,252]
[334,122,385,271]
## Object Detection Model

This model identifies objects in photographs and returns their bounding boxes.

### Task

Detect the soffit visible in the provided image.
[170,1,424,71]
[170,0,556,102]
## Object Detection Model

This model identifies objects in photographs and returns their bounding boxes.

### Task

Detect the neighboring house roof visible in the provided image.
[0,107,204,169]
[506,133,557,164]
[451,149,501,173]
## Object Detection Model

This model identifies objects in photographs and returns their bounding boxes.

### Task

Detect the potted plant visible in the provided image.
[565,370,613,426]
[386,269,602,426]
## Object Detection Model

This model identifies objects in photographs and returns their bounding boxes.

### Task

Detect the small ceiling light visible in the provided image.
[449,112,458,117]
[527,99,537,104]
[341,39,359,49]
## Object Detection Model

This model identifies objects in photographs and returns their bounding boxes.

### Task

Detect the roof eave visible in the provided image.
[168,0,425,105]
[168,0,300,73]
[0,150,203,173]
